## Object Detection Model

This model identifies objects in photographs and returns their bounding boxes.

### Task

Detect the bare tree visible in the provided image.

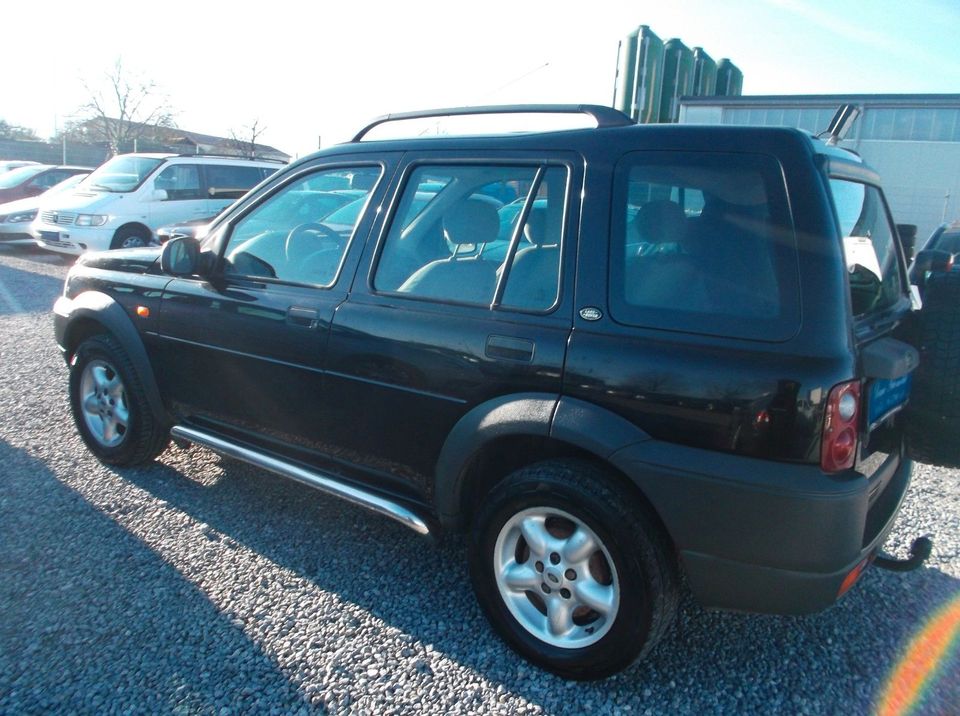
[79,59,176,156]
[0,119,39,141]
[228,119,267,158]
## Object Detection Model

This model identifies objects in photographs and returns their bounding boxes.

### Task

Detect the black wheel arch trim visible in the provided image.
[54,291,167,425]
[433,393,652,527]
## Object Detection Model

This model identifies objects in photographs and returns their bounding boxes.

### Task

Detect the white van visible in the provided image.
[33,153,281,254]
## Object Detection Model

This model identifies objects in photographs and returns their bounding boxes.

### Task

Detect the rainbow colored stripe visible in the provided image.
[876,593,960,716]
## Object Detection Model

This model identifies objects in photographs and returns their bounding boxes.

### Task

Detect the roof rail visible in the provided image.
[174,152,287,163]
[351,104,634,142]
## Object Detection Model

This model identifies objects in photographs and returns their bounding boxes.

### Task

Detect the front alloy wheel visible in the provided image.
[68,334,169,465]
[78,359,129,447]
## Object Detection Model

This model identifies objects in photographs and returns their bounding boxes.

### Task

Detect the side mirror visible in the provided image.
[160,237,202,276]
[151,189,168,202]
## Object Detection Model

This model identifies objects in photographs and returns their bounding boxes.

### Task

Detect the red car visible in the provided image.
[0,164,90,204]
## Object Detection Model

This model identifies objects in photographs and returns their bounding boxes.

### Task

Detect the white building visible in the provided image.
[679,94,960,241]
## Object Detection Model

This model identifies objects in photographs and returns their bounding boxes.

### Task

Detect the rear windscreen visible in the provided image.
[609,151,800,341]
[931,230,960,255]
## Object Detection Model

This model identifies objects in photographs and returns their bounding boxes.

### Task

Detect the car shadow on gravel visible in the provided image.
[0,440,310,714]
[121,448,959,714]
[0,262,68,315]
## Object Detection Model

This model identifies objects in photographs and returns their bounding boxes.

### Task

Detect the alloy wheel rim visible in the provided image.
[79,359,129,448]
[493,506,620,649]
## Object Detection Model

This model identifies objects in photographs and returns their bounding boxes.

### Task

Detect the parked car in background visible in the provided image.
[155,214,220,244]
[0,160,40,173]
[0,164,90,204]
[908,220,960,290]
[0,172,90,245]
[154,188,364,244]
[919,220,960,255]
[33,154,281,255]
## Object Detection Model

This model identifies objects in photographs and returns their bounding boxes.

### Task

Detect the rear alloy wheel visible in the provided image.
[493,506,620,649]
[469,460,678,680]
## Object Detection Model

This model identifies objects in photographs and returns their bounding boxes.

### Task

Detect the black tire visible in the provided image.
[110,226,151,250]
[468,459,678,680]
[907,270,960,467]
[69,334,169,465]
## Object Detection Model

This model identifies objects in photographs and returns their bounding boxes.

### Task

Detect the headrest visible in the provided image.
[350,170,377,190]
[443,198,500,246]
[523,208,549,246]
[632,200,686,243]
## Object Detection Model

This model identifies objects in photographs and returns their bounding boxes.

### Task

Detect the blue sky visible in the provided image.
[3,0,958,156]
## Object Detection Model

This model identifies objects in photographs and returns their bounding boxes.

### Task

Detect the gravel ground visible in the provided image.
[0,245,957,715]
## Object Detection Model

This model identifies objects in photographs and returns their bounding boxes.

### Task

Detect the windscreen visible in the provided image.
[0,165,46,188]
[83,156,164,192]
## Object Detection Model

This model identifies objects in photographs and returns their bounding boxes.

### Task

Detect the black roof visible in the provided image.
[292,121,829,167]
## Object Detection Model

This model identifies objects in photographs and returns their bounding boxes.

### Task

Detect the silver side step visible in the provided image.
[170,425,431,536]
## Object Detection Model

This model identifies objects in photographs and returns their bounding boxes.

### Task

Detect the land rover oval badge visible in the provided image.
[579,307,603,321]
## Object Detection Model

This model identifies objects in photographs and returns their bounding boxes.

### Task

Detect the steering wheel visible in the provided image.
[284,222,342,264]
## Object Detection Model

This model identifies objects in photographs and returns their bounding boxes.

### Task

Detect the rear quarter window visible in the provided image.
[830,180,905,317]
[609,151,800,341]
[206,164,272,191]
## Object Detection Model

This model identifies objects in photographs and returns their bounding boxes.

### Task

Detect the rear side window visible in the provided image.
[931,229,960,255]
[206,164,272,192]
[610,151,800,341]
[373,164,567,312]
[830,180,905,317]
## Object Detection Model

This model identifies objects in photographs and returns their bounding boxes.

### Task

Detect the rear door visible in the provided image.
[320,150,581,496]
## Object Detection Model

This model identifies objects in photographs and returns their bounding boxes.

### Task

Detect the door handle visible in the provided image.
[485,335,535,363]
[286,306,319,328]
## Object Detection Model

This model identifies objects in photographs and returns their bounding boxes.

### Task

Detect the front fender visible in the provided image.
[53,291,166,425]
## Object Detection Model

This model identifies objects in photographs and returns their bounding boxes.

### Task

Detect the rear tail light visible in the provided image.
[821,380,861,473]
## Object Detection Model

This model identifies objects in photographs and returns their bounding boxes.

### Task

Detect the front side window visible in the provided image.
[154,164,203,201]
[83,156,164,192]
[830,180,905,316]
[610,151,800,341]
[30,170,72,189]
[373,164,567,311]
[222,166,381,286]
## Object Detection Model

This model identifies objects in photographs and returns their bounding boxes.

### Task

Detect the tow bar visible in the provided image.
[874,536,933,572]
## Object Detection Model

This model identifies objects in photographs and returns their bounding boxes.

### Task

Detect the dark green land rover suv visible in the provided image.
[53,106,954,679]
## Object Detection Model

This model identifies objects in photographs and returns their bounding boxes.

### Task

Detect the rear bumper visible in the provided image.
[613,441,912,614]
